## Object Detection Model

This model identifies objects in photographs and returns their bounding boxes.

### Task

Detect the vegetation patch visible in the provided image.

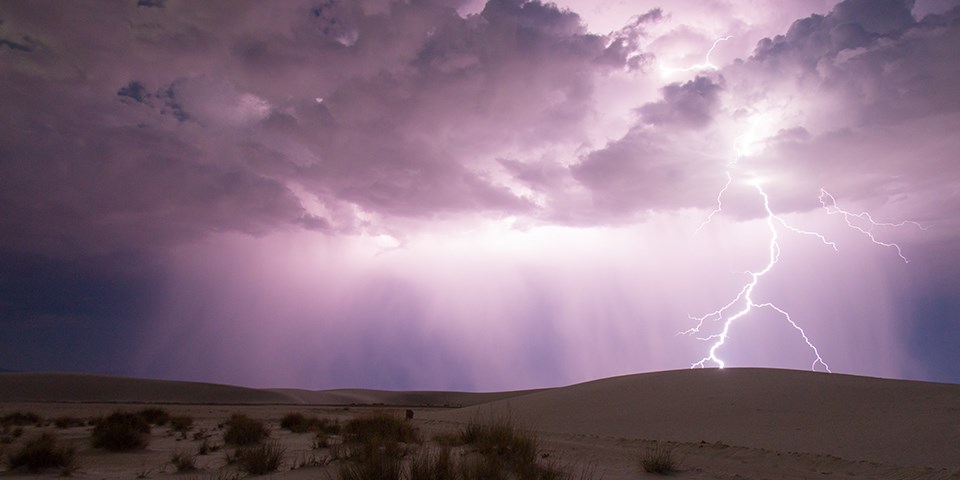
[639,443,678,474]
[6,432,77,473]
[235,441,285,475]
[223,414,268,446]
[169,415,194,436]
[280,412,340,434]
[0,412,42,427]
[91,411,151,451]
[170,451,198,472]
[137,407,171,426]
[53,416,85,429]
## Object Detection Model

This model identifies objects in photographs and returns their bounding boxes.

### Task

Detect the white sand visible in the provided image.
[1,368,958,479]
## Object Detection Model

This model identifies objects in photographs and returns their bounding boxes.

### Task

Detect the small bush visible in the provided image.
[53,416,85,429]
[343,413,420,446]
[408,446,457,480]
[280,412,338,434]
[170,451,198,472]
[1,412,42,427]
[337,447,402,480]
[639,444,678,474]
[235,441,285,475]
[137,408,170,426]
[91,411,151,451]
[197,438,220,455]
[170,416,194,435]
[460,416,537,468]
[312,432,329,449]
[223,414,268,446]
[6,432,77,473]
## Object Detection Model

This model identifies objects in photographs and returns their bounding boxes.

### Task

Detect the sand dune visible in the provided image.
[0,372,295,404]
[269,387,545,407]
[0,372,541,407]
[2,368,958,478]
[425,368,960,469]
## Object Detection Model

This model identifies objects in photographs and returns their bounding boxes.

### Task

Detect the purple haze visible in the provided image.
[1,0,959,389]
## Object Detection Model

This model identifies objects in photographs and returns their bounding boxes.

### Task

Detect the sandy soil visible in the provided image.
[0,368,958,479]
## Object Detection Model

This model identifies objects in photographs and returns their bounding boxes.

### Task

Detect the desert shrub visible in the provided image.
[343,413,419,446]
[6,432,77,473]
[197,438,220,455]
[280,412,339,434]
[432,431,463,446]
[337,446,402,480]
[460,454,507,480]
[170,415,194,435]
[91,411,151,451]
[53,416,85,429]
[639,444,678,474]
[235,441,285,475]
[1,412,42,427]
[280,413,311,433]
[460,416,537,468]
[170,451,198,472]
[223,414,268,446]
[408,446,458,480]
[312,431,329,449]
[137,408,170,426]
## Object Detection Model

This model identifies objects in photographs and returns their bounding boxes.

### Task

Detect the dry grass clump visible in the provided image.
[137,407,171,426]
[91,411,151,451]
[343,412,420,446]
[170,451,198,472]
[639,443,678,474]
[53,416,85,429]
[170,415,194,436]
[1,412,42,427]
[460,416,537,468]
[223,414,268,446]
[407,446,457,480]
[337,447,403,480]
[235,441,285,475]
[5,432,77,473]
[280,412,339,434]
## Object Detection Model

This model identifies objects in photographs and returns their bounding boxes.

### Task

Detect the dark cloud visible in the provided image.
[638,75,723,128]
[571,128,719,215]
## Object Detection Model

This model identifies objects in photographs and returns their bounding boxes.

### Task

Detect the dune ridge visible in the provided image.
[3,368,958,470]
[424,368,960,468]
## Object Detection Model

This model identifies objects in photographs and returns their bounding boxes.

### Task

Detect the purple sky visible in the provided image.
[2,0,959,390]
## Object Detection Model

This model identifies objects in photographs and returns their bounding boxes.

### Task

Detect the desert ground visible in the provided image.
[0,368,958,479]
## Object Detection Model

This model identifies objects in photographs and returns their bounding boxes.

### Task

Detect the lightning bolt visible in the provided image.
[672,37,923,372]
[659,35,732,77]
[818,189,927,263]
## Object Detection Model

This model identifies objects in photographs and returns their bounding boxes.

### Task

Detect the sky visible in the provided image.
[1,0,959,390]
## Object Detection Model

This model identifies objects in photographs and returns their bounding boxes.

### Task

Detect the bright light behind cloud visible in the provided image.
[3,0,959,388]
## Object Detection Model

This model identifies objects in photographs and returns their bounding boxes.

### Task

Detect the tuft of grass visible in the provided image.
[1,412,42,427]
[639,443,678,474]
[170,415,194,436]
[170,451,198,472]
[337,447,403,480]
[460,416,537,468]
[197,438,220,456]
[408,446,458,480]
[234,441,285,475]
[279,412,311,433]
[53,416,85,429]
[223,414,268,446]
[137,408,170,426]
[91,411,151,451]
[343,412,420,446]
[6,432,77,473]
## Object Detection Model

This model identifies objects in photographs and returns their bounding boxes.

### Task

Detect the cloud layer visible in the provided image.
[2,0,959,387]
